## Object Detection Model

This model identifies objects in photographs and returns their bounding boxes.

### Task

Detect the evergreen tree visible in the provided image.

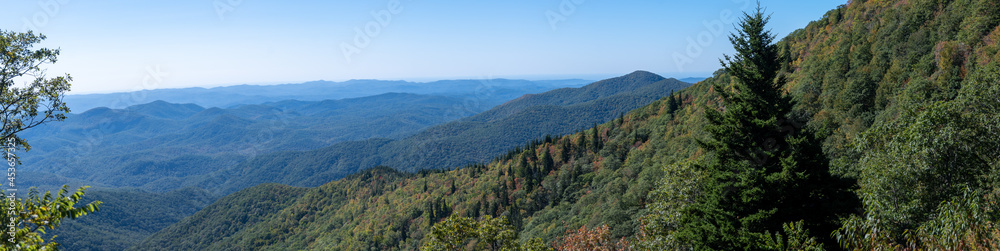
[673,5,856,249]
[471,200,481,218]
[425,200,436,228]
[560,140,571,162]
[437,197,450,220]
[667,90,679,114]
[540,150,554,175]
[590,123,602,151]
[517,154,529,178]
[449,179,456,194]
[500,181,509,207]
[527,142,537,159]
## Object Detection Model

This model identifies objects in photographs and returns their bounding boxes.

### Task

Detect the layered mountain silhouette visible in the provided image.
[216,70,689,193]
[65,79,592,112]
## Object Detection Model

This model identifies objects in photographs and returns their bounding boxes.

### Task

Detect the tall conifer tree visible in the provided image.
[590,122,602,151]
[673,4,856,249]
[667,90,679,114]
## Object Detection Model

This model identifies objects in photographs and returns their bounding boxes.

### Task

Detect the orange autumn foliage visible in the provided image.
[553,225,632,251]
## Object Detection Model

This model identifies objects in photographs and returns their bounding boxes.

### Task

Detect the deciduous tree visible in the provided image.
[422,215,551,251]
[0,186,101,251]
[1,30,72,150]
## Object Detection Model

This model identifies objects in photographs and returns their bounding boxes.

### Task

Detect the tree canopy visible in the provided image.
[0,30,71,151]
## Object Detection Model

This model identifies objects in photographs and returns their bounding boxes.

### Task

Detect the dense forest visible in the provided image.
[134,0,1000,249]
[48,187,216,250]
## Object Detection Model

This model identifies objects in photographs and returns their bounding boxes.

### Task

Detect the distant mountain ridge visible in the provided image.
[382,70,688,170]
[25,77,623,194]
[215,70,690,193]
[124,100,205,119]
[19,92,494,192]
[65,79,593,112]
[677,77,706,83]
[472,70,667,122]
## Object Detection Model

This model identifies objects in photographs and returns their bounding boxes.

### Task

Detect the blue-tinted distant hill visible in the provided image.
[19,92,508,192]
[65,79,592,112]
[25,78,598,192]
[678,77,708,83]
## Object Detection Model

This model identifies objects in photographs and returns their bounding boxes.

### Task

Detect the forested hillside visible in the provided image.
[135,77,706,249]
[47,187,217,250]
[780,0,999,176]
[212,71,689,194]
[771,0,1000,248]
[126,184,308,250]
[379,71,690,171]
[140,0,1000,250]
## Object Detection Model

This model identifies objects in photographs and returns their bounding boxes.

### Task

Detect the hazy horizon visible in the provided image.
[2,0,843,94]
[63,71,712,95]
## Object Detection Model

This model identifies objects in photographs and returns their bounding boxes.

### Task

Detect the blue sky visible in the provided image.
[1,0,846,94]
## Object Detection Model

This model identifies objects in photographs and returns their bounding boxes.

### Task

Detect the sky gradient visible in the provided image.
[1,0,846,94]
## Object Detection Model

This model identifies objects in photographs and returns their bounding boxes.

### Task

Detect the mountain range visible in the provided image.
[123,0,1000,249]
[212,70,690,194]
[21,79,603,192]
[40,72,690,250]
[64,79,592,112]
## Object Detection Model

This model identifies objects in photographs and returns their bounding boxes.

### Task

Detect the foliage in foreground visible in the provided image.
[421,215,549,251]
[0,186,100,251]
[1,29,102,250]
[838,61,1000,250]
